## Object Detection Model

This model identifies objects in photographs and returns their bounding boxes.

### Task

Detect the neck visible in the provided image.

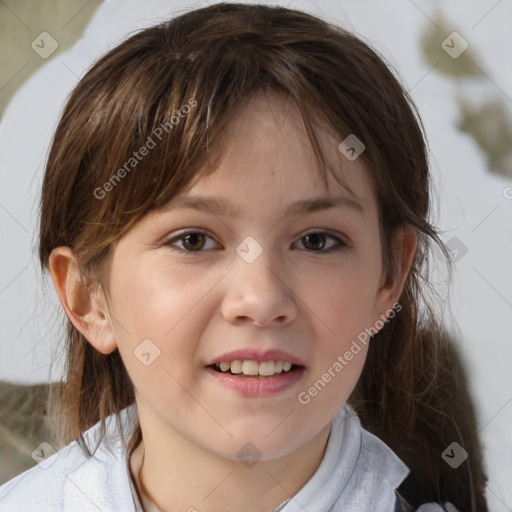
[129,416,331,512]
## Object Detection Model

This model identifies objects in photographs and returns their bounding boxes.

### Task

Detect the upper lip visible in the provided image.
[206,349,306,367]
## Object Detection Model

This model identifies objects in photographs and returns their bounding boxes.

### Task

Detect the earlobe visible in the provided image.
[374,225,417,323]
[391,224,417,295]
[48,247,118,355]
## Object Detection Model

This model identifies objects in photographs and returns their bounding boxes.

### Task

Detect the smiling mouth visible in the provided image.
[207,360,303,378]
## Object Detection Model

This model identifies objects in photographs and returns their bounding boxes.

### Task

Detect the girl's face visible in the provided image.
[100,92,402,462]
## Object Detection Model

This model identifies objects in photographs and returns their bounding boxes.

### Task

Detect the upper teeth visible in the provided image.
[215,360,293,376]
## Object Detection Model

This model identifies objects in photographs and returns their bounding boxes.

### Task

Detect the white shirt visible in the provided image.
[0,402,449,511]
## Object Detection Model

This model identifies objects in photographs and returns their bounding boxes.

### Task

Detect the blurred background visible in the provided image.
[0,0,511,509]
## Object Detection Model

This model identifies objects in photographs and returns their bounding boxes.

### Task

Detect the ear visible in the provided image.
[48,246,117,355]
[372,224,417,325]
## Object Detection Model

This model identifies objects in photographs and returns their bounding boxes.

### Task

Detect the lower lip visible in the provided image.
[205,366,306,397]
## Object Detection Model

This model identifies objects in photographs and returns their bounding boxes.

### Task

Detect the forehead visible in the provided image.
[171,92,376,217]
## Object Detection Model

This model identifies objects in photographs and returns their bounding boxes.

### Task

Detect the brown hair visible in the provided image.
[38,3,487,509]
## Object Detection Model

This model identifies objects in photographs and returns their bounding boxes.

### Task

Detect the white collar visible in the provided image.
[279,403,409,511]
[63,402,409,511]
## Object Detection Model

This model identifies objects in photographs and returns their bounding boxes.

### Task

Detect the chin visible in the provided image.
[229,428,312,461]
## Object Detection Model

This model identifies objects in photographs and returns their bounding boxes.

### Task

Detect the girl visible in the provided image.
[0,3,488,511]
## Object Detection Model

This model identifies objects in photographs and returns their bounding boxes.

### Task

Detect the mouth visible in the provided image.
[207,360,304,378]
[205,349,307,395]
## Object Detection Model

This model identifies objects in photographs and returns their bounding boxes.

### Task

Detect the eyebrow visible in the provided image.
[162,193,365,217]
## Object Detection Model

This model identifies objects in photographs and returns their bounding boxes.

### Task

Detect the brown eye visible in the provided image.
[163,231,219,252]
[302,233,326,250]
[296,231,347,253]
[180,233,206,251]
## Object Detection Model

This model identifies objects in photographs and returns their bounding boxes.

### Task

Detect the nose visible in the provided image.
[221,246,298,328]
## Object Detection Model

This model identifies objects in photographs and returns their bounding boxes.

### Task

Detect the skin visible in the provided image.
[49,92,416,511]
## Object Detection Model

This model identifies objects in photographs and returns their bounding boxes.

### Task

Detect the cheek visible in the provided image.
[297,336,369,426]
[108,258,221,375]
[304,265,379,340]
[109,263,210,406]
[109,257,210,333]
[297,266,377,407]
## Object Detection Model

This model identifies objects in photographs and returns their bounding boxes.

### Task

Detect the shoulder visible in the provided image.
[0,404,138,512]
[0,438,90,511]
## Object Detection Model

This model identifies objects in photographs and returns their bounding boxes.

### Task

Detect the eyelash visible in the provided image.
[162,229,349,254]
